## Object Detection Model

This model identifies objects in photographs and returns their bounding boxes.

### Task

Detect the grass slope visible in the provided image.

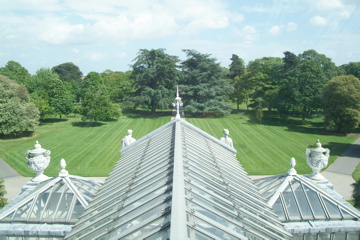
[0,115,169,177]
[0,112,358,177]
[186,114,358,175]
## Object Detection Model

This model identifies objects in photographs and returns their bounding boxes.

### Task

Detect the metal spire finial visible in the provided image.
[173,86,183,119]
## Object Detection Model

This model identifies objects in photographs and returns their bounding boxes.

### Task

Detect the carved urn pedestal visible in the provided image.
[305,140,330,180]
[26,141,51,182]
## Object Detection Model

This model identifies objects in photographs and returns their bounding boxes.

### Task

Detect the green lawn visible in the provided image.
[0,111,358,177]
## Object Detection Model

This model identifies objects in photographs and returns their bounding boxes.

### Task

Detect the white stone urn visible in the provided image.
[305,139,330,180]
[26,141,51,182]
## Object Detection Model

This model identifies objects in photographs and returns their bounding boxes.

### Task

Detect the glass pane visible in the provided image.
[340,208,356,220]
[70,199,84,222]
[188,214,239,240]
[292,182,314,220]
[29,191,49,220]
[13,200,33,220]
[282,190,301,221]
[346,232,360,240]
[144,226,170,240]
[55,187,73,220]
[272,198,286,221]
[303,186,326,219]
[187,200,244,235]
[42,184,64,220]
[322,197,342,219]
[187,226,215,240]
[121,214,171,240]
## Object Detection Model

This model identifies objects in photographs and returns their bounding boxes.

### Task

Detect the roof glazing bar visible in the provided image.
[170,119,187,239]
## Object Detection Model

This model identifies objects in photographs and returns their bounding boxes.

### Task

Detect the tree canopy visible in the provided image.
[0,61,31,86]
[52,62,83,84]
[131,49,181,113]
[0,75,40,135]
[323,75,360,132]
[80,72,121,121]
[180,49,233,116]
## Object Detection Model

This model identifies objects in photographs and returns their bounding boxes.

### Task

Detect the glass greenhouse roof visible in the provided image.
[254,174,360,223]
[0,175,102,237]
[66,118,291,240]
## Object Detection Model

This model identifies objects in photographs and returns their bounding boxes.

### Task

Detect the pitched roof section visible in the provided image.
[254,174,360,223]
[66,119,291,239]
[0,175,102,225]
[0,175,102,238]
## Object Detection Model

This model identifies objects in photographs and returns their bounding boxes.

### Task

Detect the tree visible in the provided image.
[341,62,360,79]
[228,54,245,79]
[52,62,83,84]
[0,178,6,209]
[180,49,234,116]
[323,75,360,132]
[101,70,134,103]
[0,61,31,86]
[0,75,40,135]
[48,77,74,119]
[131,49,181,113]
[80,72,121,121]
[279,59,327,123]
[298,49,340,80]
[246,57,284,110]
[30,68,74,119]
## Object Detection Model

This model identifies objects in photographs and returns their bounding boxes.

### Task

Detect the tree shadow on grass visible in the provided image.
[0,131,35,140]
[123,109,173,119]
[72,122,105,127]
[40,118,68,126]
[326,141,359,158]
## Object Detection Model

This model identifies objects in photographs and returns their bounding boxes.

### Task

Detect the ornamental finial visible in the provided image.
[172,85,183,119]
[59,158,69,177]
[288,157,297,175]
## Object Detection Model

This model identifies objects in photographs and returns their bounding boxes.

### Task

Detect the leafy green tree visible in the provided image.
[30,68,74,119]
[52,62,83,84]
[0,75,40,135]
[341,62,360,79]
[131,49,181,113]
[299,49,340,80]
[80,72,121,121]
[229,55,247,110]
[229,54,245,79]
[48,78,74,119]
[279,59,327,123]
[246,57,284,109]
[0,61,31,86]
[323,75,360,132]
[101,70,134,103]
[0,178,6,209]
[180,49,234,116]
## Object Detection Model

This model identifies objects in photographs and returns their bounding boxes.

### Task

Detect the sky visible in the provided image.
[0,0,359,75]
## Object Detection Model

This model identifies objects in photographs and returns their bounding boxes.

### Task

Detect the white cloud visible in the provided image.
[90,53,106,61]
[269,25,281,36]
[286,22,297,31]
[307,0,343,11]
[235,25,258,43]
[309,16,327,26]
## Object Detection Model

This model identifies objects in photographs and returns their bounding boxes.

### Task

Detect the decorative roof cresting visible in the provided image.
[25,141,51,182]
[305,139,330,180]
